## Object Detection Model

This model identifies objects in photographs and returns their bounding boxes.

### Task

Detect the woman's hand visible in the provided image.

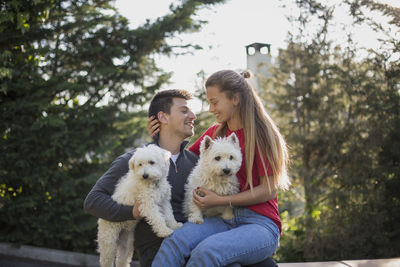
[192,187,222,209]
[132,201,143,220]
[147,115,160,138]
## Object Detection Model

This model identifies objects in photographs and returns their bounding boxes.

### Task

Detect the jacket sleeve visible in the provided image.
[83,153,135,222]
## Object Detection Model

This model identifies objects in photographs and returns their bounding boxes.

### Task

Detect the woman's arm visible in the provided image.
[193,175,277,209]
[147,115,160,138]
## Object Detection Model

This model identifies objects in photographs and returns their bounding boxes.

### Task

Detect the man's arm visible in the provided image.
[83,152,135,222]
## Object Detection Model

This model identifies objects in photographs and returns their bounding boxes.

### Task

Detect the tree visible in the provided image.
[267,0,400,261]
[0,0,225,252]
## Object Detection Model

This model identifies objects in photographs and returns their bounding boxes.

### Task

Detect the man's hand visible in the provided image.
[133,201,143,220]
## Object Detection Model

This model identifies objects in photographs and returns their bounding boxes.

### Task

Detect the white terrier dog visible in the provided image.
[97,144,182,267]
[184,133,242,224]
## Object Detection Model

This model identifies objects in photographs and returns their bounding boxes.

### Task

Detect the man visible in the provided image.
[84,89,198,267]
[84,89,277,267]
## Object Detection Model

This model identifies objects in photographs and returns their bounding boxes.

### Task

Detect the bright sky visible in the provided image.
[115,0,399,112]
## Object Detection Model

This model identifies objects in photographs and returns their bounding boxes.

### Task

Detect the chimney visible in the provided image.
[245,42,272,91]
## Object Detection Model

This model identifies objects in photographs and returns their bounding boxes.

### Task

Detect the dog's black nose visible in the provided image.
[142,173,149,179]
[223,168,231,175]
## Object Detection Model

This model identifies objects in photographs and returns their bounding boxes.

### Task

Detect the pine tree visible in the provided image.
[0,0,225,252]
[267,0,400,261]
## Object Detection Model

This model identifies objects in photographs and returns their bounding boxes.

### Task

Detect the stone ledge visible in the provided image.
[0,242,100,266]
[279,258,400,267]
[1,242,399,267]
[0,242,140,267]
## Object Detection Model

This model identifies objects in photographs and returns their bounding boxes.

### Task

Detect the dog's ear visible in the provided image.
[162,149,171,162]
[228,133,239,146]
[200,135,213,154]
[128,156,135,170]
[153,148,169,171]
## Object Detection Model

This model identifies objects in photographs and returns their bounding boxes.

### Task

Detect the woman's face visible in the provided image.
[206,85,239,124]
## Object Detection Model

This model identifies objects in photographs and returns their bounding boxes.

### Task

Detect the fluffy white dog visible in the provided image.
[97,144,182,267]
[184,133,242,224]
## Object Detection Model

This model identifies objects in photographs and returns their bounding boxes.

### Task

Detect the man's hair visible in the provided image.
[148,89,192,118]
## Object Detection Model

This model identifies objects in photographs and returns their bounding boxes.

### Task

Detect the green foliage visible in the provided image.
[190,111,216,145]
[268,0,400,262]
[0,0,225,253]
[275,210,306,263]
[189,69,217,145]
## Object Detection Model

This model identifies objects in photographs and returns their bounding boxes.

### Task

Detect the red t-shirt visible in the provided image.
[189,124,281,232]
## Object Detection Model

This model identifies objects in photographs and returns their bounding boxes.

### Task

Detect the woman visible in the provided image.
[151,70,289,267]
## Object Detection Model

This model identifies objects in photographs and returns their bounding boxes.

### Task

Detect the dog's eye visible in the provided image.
[215,156,221,161]
[230,155,233,160]
[149,160,154,165]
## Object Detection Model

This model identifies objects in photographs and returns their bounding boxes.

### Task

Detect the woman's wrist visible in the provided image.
[220,195,233,207]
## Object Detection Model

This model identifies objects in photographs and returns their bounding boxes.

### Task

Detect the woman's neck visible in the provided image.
[227,115,243,131]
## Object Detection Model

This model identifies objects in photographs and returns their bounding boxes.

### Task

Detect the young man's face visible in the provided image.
[164,97,196,139]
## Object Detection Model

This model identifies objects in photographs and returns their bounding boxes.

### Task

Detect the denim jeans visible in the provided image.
[151,207,280,267]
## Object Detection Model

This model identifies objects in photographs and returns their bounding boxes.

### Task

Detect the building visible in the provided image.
[245,42,273,91]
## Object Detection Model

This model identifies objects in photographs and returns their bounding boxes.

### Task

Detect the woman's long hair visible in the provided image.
[206,70,290,191]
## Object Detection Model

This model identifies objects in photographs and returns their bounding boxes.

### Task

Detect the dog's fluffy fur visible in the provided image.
[97,144,182,267]
[184,133,242,224]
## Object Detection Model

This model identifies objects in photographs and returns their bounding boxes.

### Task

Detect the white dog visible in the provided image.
[184,133,242,224]
[97,144,182,267]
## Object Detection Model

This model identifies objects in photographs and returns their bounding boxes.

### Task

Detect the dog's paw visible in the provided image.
[170,222,183,230]
[188,216,204,224]
[221,208,234,220]
[157,228,174,238]
[221,213,234,220]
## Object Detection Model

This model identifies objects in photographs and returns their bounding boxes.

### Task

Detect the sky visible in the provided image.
[114,0,399,112]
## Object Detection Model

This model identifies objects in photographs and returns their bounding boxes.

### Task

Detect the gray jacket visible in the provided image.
[83,140,199,222]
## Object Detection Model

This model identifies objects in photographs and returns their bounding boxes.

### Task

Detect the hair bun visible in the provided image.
[241,71,251,79]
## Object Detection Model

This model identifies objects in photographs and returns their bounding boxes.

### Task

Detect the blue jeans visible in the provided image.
[151,207,280,267]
